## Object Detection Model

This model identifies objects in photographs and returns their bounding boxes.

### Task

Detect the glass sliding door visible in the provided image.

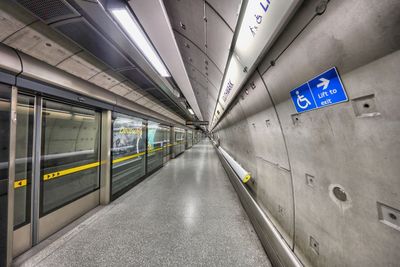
[12,93,35,257]
[162,126,171,163]
[173,127,185,156]
[147,121,164,173]
[167,126,172,158]
[9,93,103,257]
[181,130,186,152]
[40,99,101,215]
[111,113,146,197]
[162,126,167,159]
[187,130,193,148]
[14,94,34,228]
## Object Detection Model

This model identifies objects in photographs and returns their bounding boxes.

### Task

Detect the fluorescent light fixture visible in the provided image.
[218,55,245,109]
[111,8,170,77]
[188,108,195,115]
[234,0,300,69]
[211,0,301,129]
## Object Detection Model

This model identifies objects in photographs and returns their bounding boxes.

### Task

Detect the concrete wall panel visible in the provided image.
[213,0,400,265]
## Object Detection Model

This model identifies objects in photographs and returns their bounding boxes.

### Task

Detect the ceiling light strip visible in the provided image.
[110,8,170,77]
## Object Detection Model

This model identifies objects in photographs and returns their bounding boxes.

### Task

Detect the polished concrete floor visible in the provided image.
[19,140,270,266]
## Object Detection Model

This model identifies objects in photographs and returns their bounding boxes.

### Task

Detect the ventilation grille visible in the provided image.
[54,19,132,70]
[16,0,78,23]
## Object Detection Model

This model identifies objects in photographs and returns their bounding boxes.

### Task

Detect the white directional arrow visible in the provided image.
[317,78,330,90]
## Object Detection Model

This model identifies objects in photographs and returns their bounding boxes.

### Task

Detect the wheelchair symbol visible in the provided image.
[296,91,311,109]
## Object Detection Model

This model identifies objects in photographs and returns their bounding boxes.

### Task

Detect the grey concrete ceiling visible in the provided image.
[129,0,203,121]
[0,0,186,123]
[163,0,242,123]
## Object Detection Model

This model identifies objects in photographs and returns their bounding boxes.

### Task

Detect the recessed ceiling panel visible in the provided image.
[4,21,80,66]
[88,70,123,89]
[109,82,133,96]
[206,0,242,30]
[191,69,209,91]
[57,51,105,80]
[125,90,146,102]
[205,6,233,72]
[0,1,36,40]
[207,86,218,102]
[144,100,156,109]
[175,33,205,74]
[130,0,202,120]
[178,39,222,98]
[208,99,215,110]
[136,96,150,106]
[164,0,205,52]
[205,60,223,92]
[185,60,218,116]
[193,85,208,119]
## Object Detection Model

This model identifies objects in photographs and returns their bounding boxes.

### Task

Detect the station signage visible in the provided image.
[290,67,348,113]
[218,56,246,109]
[234,0,301,70]
[213,0,301,126]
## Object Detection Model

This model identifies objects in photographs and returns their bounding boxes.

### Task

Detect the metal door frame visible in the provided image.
[30,95,42,246]
[35,97,101,242]
[11,93,104,259]
[10,93,42,256]
[6,86,18,267]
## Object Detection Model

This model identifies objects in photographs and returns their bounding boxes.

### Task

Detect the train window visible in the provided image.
[111,113,146,196]
[147,121,164,173]
[14,94,34,228]
[40,99,101,215]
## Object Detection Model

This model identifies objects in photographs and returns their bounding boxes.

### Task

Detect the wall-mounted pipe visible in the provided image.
[214,143,304,267]
[218,146,251,183]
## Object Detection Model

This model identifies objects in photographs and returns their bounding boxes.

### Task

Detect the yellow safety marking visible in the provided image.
[17,145,178,184]
[43,161,100,181]
[112,151,145,164]
[14,179,27,189]
[242,174,252,184]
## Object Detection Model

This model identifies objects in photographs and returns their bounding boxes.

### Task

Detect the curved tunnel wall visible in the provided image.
[212,0,400,266]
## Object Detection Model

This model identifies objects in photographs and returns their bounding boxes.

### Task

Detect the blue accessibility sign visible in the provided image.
[290,67,348,113]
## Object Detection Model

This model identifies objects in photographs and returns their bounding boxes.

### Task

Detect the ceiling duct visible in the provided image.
[15,0,79,23]
[14,0,192,119]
